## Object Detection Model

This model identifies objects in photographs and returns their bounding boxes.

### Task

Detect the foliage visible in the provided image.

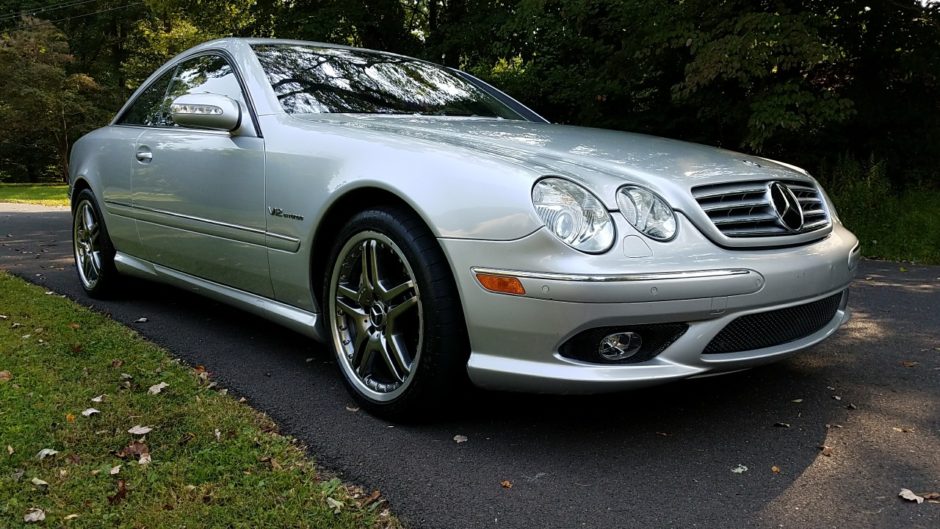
[0,0,937,191]
[820,156,940,264]
[0,272,398,528]
[0,18,109,182]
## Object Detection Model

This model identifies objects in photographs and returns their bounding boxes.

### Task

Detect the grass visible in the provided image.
[0,272,399,529]
[0,184,70,207]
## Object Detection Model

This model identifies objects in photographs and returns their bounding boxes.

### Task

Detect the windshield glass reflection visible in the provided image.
[252,44,523,120]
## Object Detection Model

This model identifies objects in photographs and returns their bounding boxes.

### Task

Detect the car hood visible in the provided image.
[290,114,815,211]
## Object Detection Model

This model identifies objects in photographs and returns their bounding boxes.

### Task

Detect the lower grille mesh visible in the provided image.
[703,293,844,354]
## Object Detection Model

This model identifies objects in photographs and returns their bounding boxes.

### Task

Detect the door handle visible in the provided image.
[135,151,153,163]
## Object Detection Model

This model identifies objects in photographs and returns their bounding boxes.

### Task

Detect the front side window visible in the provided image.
[118,69,174,126]
[118,54,245,128]
[252,44,524,120]
[167,55,246,108]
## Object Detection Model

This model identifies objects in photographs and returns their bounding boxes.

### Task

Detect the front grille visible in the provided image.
[692,180,830,238]
[702,292,844,354]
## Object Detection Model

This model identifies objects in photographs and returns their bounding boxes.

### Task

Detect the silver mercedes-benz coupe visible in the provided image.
[69,38,860,418]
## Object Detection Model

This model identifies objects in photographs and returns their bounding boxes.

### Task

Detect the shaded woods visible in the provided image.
[1,0,938,260]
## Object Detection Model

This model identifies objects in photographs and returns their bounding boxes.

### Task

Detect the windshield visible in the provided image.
[252,44,524,119]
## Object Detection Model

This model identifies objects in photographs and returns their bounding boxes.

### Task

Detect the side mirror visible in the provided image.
[169,93,242,132]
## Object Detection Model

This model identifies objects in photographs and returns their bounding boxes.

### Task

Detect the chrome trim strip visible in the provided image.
[105,200,301,250]
[470,267,754,283]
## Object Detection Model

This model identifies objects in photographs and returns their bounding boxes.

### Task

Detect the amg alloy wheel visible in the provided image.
[72,189,118,297]
[325,207,468,419]
[330,231,422,401]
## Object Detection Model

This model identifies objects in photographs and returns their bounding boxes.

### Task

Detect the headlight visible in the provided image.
[532,178,615,253]
[616,186,677,241]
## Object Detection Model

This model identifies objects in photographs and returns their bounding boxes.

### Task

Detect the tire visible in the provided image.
[323,206,469,420]
[72,189,119,298]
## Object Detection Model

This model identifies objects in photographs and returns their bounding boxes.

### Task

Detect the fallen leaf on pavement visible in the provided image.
[500,479,513,489]
[23,508,45,523]
[36,448,58,460]
[731,464,748,474]
[134,317,148,323]
[791,398,803,403]
[363,490,382,506]
[818,445,833,457]
[147,382,169,395]
[920,492,940,502]
[345,405,359,412]
[771,465,781,474]
[81,408,100,417]
[892,427,914,433]
[773,422,790,428]
[846,403,858,410]
[832,395,842,401]
[108,479,127,504]
[0,370,11,383]
[127,425,152,435]
[453,435,468,444]
[901,361,920,368]
[899,488,924,503]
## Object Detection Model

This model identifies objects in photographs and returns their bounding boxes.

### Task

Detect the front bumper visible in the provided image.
[438,214,859,393]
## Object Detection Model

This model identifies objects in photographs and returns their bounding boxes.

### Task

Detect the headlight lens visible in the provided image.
[532,178,615,253]
[616,186,677,241]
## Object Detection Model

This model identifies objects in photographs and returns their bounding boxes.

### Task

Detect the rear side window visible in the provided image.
[118,54,246,128]
[118,69,174,126]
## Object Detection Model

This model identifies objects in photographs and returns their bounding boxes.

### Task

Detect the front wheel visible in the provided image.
[72,189,118,297]
[324,207,469,420]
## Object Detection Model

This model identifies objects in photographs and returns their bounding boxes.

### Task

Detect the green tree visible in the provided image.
[0,17,109,181]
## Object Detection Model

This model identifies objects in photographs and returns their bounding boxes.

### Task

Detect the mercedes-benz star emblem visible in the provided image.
[768,182,804,232]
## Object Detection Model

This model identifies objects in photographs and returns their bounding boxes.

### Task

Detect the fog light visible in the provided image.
[598,332,643,361]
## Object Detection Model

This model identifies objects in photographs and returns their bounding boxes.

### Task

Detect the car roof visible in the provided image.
[187,37,413,62]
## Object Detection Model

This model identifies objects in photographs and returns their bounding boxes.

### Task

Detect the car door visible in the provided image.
[131,53,271,297]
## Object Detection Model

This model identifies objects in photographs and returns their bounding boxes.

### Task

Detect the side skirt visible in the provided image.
[114,252,325,342]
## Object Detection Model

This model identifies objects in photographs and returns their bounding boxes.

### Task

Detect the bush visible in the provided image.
[820,156,940,264]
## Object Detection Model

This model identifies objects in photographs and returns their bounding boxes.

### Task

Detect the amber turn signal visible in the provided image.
[475,273,526,296]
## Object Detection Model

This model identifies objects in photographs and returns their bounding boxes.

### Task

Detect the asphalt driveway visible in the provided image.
[1,202,938,529]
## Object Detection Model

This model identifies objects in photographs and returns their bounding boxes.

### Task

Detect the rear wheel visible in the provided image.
[72,189,118,297]
[324,206,468,420]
